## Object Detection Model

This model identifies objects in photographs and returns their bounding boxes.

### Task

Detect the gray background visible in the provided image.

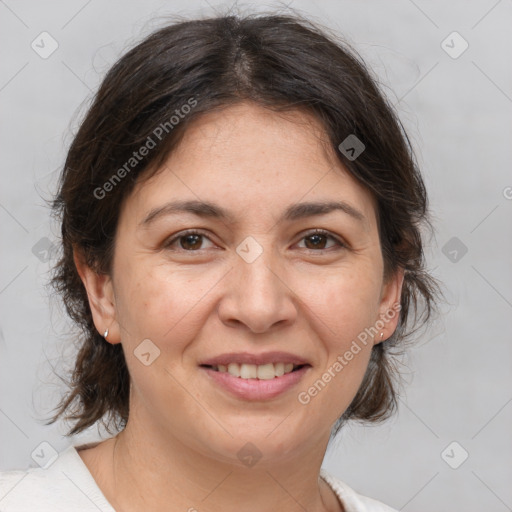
[1,0,511,510]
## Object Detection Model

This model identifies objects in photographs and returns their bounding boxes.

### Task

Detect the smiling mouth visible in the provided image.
[200,363,309,380]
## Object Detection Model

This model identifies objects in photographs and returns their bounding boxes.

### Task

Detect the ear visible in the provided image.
[73,246,121,345]
[374,266,405,345]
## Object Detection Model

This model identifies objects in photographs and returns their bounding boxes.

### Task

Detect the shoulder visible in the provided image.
[320,469,399,512]
[0,444,115,512]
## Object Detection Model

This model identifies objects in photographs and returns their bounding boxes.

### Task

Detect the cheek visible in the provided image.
[115,260,221,347]
[297,268,380,409]
[312,265,381,343]
[113,262,215,410]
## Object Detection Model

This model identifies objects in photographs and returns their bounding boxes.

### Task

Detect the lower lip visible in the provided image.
[201,366,310,401]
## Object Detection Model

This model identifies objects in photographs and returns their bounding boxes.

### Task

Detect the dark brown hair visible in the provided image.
[48,11,440,437]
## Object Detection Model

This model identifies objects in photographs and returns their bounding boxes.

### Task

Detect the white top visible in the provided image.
[0,444,398,511]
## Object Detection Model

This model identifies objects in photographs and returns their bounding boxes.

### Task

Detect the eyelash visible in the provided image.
[163,228,346,253]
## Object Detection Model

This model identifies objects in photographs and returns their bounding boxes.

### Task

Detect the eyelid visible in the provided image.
[163,229,215,249]
[163,228,347,251]
[296,228,347,250]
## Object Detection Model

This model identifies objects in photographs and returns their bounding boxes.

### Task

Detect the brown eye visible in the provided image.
[297,230,345,251]
[304,233,329,250]
[179,234,203,250]
[164,230,215,251]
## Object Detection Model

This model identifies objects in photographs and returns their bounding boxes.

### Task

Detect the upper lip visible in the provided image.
[199,351,311,366]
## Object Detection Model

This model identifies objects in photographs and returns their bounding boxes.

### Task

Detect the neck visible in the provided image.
[98,407,339,512]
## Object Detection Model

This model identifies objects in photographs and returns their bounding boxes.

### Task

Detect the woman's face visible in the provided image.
[82,101,402,464]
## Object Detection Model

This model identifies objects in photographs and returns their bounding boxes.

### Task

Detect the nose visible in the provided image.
[217,243,298,334]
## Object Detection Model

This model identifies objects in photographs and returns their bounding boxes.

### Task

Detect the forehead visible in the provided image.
[123,101,378,230]
[170,101,338,171]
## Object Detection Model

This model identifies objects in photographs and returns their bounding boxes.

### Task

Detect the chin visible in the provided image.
[202,417,320,465]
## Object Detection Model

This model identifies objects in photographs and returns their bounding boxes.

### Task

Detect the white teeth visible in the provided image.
[274,362,285,377]
[257,363,275,380]
[227,363,240,377]
[214,362,301,379]
[240,363,257,379]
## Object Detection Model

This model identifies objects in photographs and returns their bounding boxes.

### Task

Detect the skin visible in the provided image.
[75,101,404,512]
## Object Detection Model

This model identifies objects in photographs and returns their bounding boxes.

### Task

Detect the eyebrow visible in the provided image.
[139,199,366,228]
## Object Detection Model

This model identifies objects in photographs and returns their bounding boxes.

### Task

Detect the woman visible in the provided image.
[0,11,438,512]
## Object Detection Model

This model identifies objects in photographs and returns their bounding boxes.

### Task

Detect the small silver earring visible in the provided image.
[103,328,109,339]
[380,332,384,340]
